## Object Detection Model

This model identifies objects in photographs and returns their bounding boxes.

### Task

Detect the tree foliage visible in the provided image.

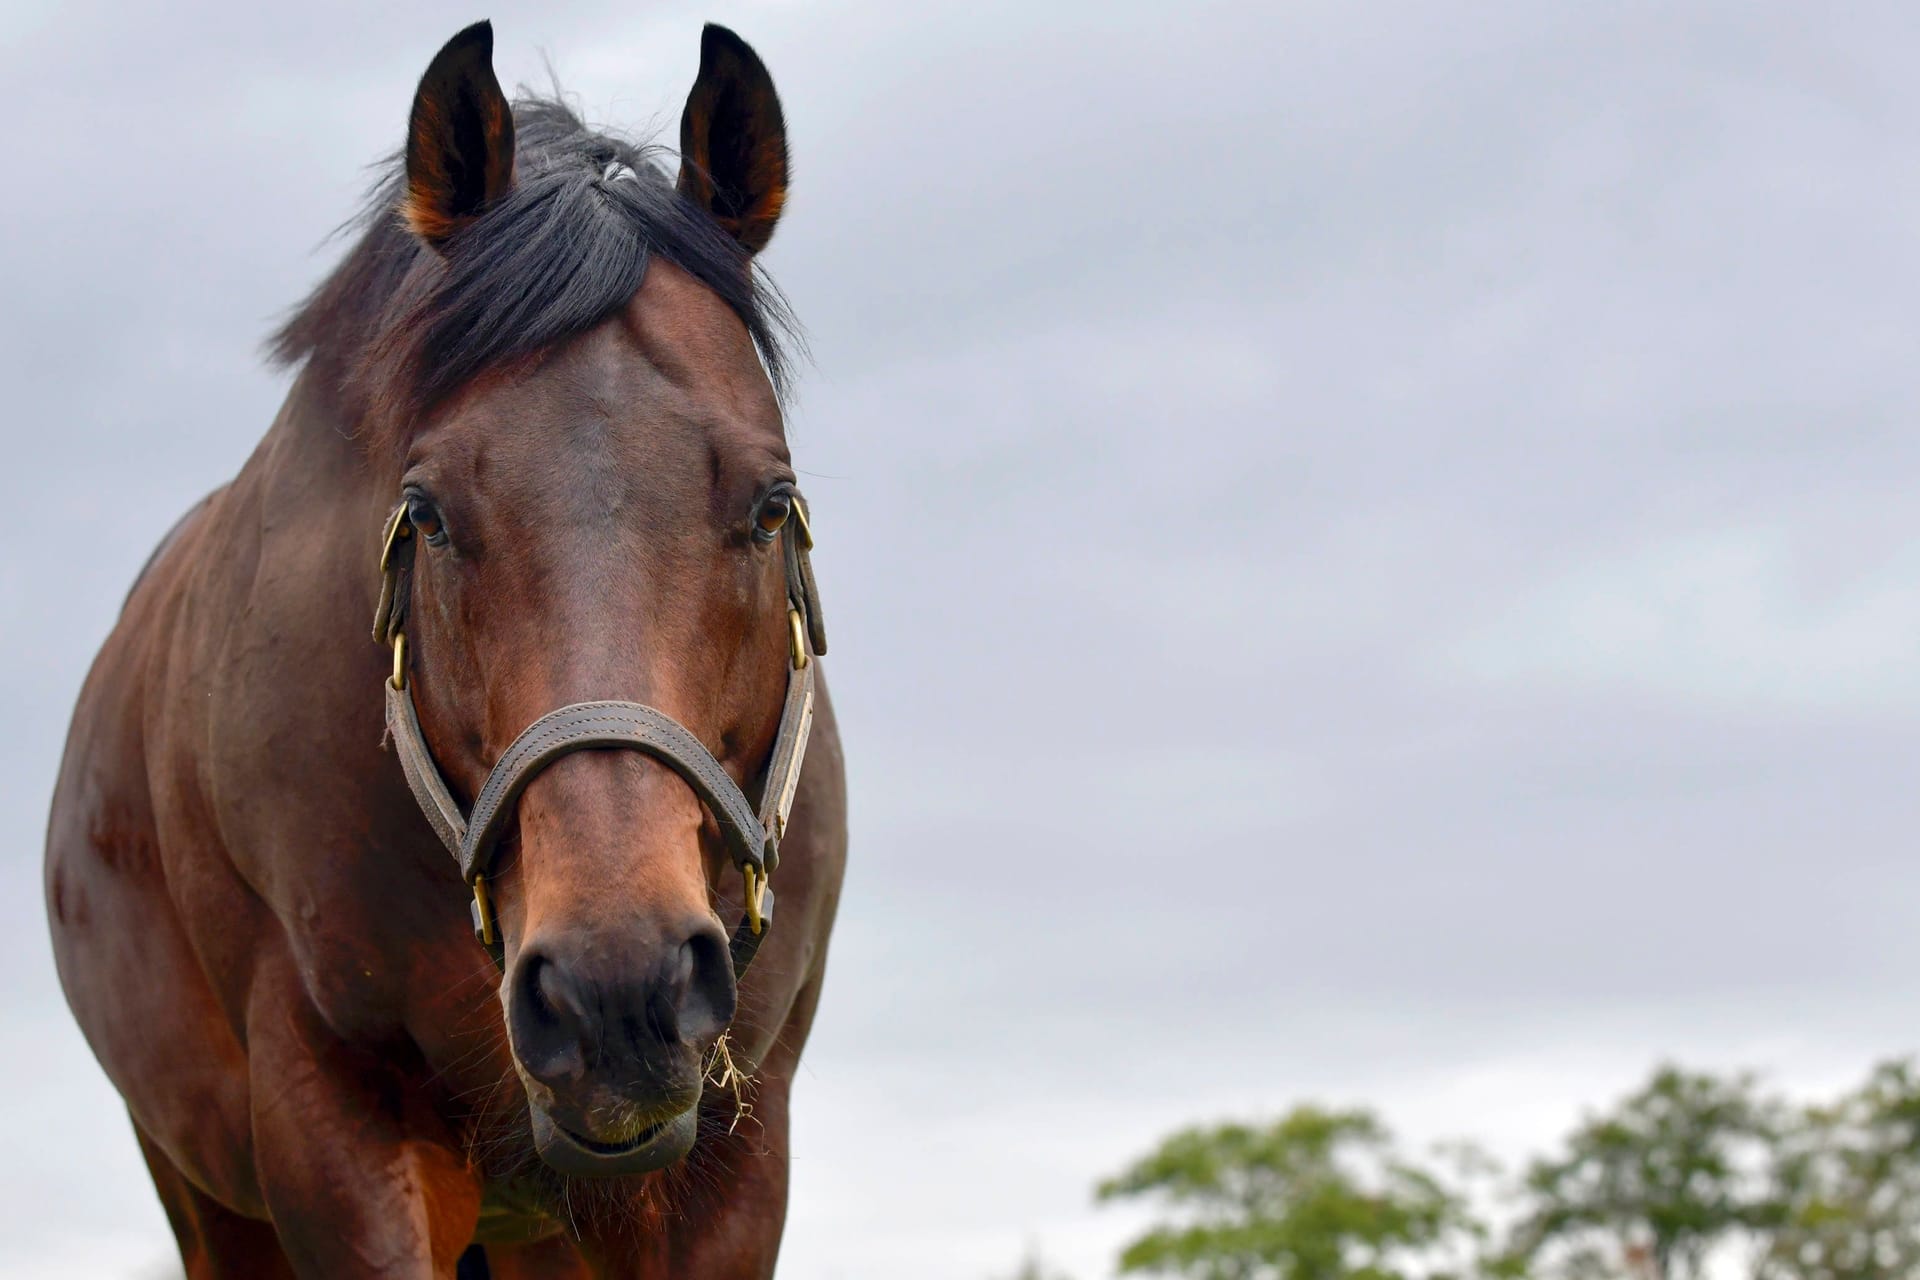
[1762,1060,1920,1280]
[1083,1060,1920,1280]
[1095,1105,1485,1280]
[1504,1065,1785,1280]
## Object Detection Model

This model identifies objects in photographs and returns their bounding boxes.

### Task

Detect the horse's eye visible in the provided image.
[754,489,793,542]
[406,493,446,545]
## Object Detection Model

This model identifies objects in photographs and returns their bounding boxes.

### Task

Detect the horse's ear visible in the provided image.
[402,21,516,248]
[677,25,788,255]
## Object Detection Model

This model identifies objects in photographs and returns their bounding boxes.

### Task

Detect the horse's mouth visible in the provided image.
[559,1116,668,1156]
[528,1100,699,1177]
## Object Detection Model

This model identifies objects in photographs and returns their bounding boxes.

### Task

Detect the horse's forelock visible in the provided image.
[269,93,797,457]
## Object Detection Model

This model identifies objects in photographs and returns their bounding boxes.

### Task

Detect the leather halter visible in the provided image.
[372,498,825,975]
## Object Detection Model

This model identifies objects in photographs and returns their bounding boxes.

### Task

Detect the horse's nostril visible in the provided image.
[644,943,693,1046]
[641,925,734,1049]
[532,956,578,1025]
[510,949,592,1083]
[677,926,737,1047]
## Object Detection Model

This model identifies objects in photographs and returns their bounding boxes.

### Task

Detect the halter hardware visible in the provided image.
[471,874,496,947]
[743,863,767,936]
[372,496,824,974]
[787,608,809,671]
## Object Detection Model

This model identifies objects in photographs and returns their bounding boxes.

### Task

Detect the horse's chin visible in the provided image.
[528,1098,700,1178]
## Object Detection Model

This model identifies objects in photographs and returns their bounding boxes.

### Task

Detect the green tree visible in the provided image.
[1504,1065,1785,1280]
[1095,1105,1487,1280]
[1762,1059,1920,1279]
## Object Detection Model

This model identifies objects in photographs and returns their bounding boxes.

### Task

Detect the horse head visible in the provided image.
[371,21,805,1176]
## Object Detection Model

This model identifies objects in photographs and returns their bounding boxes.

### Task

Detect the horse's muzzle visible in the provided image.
[507,921,733,1176]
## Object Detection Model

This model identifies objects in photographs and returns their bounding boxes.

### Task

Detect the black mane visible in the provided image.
[272,96,795,433]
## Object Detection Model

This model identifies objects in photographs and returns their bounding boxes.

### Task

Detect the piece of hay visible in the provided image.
[705,1032,756,1134]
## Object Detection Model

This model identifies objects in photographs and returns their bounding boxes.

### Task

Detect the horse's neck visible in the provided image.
[178,369,411,835]
[208,369,397,674]
[261,366,394,552]
[162,369,462,1032]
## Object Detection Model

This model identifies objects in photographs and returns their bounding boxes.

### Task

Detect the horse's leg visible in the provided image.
[136,1119,293,1279]
[247,963,484,1279]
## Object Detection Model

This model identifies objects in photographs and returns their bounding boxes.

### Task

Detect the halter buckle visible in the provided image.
[470,874,497,948]
[787,607,808,670]
[743,863,768,936]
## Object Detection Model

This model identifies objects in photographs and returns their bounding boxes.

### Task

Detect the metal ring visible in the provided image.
[380,507,413,570]
[790,499,814,550]
[744,864,766,936]
[390,632,408,691]
[787,608,808,670]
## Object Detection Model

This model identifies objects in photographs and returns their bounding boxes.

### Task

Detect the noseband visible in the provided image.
[371,499,825,975]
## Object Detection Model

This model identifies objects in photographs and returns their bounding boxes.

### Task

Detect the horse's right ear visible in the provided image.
[402,21,516,248]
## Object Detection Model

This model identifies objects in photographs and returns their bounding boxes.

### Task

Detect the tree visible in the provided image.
[1095,1105,1487,1280]
[1504,1065,1785,1280]
[1763,1059,1920,1279]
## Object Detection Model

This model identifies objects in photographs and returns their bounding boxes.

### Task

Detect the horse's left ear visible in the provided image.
[677,25,789,255]
[402,20,516,248]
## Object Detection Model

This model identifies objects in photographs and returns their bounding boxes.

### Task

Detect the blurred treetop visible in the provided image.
[1057,1058,1920,1280]
[1095,1105,1485,1280]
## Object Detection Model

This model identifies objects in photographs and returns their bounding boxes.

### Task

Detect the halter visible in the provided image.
[372,498,825,975]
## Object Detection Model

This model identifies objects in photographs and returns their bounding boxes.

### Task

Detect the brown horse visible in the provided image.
[44,21,845,1279]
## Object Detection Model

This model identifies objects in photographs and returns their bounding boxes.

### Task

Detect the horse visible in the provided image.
[44,20,846,1278]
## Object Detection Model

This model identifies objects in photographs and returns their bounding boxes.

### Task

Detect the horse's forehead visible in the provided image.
[455,258,778,478]
[616,258,777,414]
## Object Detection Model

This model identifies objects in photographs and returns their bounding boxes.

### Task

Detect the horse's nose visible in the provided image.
[508,920,736,1088]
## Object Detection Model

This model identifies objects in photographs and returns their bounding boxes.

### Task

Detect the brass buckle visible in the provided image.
[472,874,497,947]
[787,607,808,670]
[743,864,767,936]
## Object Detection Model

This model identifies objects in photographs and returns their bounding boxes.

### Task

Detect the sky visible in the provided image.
[1,0,1916,1276]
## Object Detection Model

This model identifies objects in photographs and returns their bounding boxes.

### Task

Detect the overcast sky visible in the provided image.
[2,1,1917,1276]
